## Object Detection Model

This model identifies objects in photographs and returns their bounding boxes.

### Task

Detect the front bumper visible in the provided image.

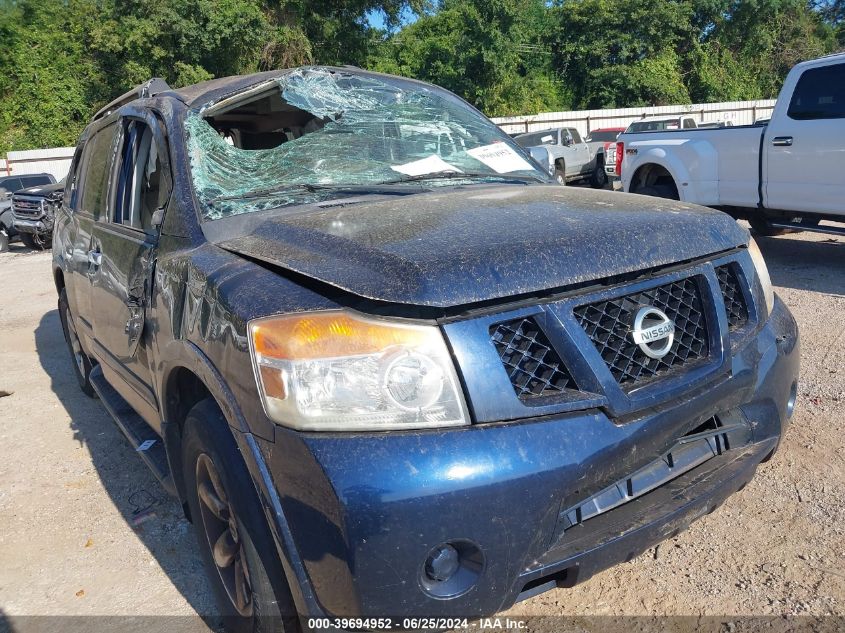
[12,216,49,235]
[258,296,799,619]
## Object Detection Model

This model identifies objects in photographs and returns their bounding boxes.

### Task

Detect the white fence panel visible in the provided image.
[1,147,75,181]
[492,99,777,138]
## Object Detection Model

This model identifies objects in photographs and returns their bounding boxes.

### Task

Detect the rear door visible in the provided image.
[765,60,845,214]
[89,111,172,430]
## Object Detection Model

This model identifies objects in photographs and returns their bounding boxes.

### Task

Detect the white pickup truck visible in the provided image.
[617,53,845,236]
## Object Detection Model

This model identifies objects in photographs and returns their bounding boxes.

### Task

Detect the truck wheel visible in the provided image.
[749,217,789,237]
[183,399,299,633]
[58,289,97,398]
[633,184,679,200]
[749,216,819,237]
[0,227,9,253]
[590,161,607,189]
[554,161,566,186]
[20,233,49,250]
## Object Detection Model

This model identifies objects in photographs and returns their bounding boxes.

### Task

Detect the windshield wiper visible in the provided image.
[380,171,546,185]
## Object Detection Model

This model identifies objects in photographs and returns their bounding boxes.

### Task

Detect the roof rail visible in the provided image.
[93,78,172,121]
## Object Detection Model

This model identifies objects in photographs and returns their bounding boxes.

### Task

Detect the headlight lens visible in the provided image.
[248,310,469,431]
[748,238,774,317]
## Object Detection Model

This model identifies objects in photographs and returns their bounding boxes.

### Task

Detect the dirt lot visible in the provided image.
[0,226,843,628]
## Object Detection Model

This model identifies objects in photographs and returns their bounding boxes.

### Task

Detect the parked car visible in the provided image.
[514,127,607,187]
[54,68,798,629]
[0,172,55,252]
[12,179,64,249]
[585,127,625,176]
[625,115,698,133]
[617,52,845,236]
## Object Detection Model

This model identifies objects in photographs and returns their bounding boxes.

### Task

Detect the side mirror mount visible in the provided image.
[563,133,574,147]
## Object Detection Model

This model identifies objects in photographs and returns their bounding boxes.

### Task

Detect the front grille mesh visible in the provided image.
[12,197,43,218]
[574,278,708,387]
[491,318,576,399]
[715,264,748,330]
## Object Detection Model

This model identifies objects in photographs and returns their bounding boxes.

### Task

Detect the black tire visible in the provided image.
[748,216,789,237]
[554,162,566,186]
[590,160,608,189]
[750,215,820,237]
[20,232,50,250]
[183,399,299,633]
[0,226,9,253]
[58,288,97,398]
[633,184,679,200]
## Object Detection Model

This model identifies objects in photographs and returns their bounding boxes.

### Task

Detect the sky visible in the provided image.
[365,7,419,31]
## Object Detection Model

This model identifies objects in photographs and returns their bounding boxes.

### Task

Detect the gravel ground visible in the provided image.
[0,224,843,629]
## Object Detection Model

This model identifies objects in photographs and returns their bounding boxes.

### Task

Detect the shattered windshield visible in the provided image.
[187,68,549,219]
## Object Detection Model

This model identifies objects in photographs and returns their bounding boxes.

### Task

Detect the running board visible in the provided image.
[768,221,845,237]
[89,365,176,496]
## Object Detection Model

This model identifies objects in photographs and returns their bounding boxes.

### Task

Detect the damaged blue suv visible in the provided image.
[53,67,799,630]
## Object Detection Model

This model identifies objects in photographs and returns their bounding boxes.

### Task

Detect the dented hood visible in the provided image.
[211,185,749,308]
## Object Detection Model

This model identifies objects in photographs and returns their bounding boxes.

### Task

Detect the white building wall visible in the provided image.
[492,99,777,138]
[1,147,75,181]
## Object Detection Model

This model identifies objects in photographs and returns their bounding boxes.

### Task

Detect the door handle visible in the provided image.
[772,136,793,147]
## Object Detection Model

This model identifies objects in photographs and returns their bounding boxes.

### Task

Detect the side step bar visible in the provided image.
[768,220,845,237]
[89,365,176,496]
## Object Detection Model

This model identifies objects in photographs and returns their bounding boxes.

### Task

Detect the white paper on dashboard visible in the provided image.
[390,155,463,176]
[467,142,534,173]
[541,135,554,143]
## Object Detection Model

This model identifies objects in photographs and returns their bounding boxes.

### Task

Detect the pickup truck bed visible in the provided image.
[618,52,845,235]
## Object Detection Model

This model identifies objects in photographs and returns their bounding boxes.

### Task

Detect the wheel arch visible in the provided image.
[157,341,323,617]
[630,162,681,198]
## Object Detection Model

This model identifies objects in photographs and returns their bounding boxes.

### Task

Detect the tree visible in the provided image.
[370,0,569,116]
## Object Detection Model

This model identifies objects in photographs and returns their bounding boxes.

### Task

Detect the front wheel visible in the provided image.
[183,399,299,633]
[20,232,51,250]
[0,226,9,253]
[554,164,566,186]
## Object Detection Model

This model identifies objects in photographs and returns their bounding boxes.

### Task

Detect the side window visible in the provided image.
[788,63,845,120]
[22,175,52,188]
[2,178,22,194]
[79,123,118,219]
[683,118,695,129]
[570,129,583,144]
[113,119,169,233]
[65,147,84,211]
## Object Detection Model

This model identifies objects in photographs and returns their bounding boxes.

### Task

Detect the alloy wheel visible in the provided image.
[195,453,254,616]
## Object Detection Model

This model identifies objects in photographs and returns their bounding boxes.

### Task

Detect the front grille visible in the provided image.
[715,264,748,331]
[574,277,708,387]
[11,196,44,219]
[491,318,576,399]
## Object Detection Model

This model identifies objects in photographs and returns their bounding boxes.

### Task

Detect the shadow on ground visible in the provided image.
[755,234,845,297]
[33,308,217,620]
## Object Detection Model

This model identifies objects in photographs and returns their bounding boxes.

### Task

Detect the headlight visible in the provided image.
[248,310,470,431]
[748,238,774,317]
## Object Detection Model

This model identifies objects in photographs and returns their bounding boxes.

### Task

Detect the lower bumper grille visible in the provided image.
[559,415,751,532]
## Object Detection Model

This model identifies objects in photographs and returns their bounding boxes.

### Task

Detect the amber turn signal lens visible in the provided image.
[251,311,433,361]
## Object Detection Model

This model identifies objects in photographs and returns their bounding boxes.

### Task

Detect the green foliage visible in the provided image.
[370,0,571,116]
[0,0,840,152]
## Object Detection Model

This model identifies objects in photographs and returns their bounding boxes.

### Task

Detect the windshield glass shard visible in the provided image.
[187,68,549,220]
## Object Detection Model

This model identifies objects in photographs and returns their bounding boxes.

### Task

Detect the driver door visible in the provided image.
[89,111,171,430]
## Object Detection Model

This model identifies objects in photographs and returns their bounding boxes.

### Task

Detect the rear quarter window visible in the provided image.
[788,63,845,120]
